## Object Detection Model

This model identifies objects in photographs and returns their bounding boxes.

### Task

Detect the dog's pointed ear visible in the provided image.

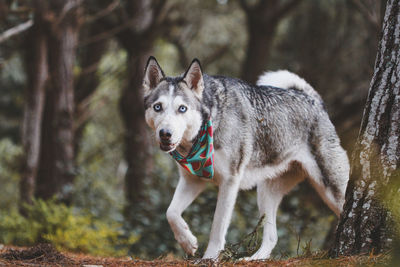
[143,56,165,94]
[183,58,204,98]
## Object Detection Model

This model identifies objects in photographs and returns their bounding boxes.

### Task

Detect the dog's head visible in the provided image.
[143,57,205,152]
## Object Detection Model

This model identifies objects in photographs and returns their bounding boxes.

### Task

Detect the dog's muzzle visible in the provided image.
[159,129,176,151]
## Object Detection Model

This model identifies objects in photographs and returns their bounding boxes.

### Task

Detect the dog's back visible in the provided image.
[203,71,349,210]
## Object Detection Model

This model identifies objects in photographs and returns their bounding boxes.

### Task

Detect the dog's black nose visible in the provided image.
[159,129,172,141]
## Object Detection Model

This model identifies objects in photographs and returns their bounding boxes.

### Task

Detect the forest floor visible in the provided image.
[0,243,391,267]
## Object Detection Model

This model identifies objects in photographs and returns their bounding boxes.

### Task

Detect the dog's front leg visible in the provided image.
[203,179,240,260]
[167,175,206,256]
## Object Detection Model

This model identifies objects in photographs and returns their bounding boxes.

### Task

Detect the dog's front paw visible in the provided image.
[175,228,198,256]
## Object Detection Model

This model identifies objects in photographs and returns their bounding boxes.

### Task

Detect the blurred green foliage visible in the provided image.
[0,199,136,257]
[0,54,25,142]
[383,170,400,265]
[73,44,126,222]
[0,138,22,211]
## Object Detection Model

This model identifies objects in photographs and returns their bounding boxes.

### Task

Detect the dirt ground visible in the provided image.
[0,243,390,267]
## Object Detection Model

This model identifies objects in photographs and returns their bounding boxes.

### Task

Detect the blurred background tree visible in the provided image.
[0,0,385,259]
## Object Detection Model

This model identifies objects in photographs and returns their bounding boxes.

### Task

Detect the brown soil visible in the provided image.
[0,244,390,267]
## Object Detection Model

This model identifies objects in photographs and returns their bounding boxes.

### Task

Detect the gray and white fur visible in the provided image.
[142,57,349,260]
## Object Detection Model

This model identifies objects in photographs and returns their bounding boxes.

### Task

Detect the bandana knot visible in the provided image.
[170,118,214,179]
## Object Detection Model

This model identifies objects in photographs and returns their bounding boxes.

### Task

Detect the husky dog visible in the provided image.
[142,57,349,260]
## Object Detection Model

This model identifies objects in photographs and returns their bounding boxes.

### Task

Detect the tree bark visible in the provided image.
[241,19,277,84]
[35,0,82,202]
[240,0,303,84]
[120,49,153,210]
[113,0,167,216]
[331,0,400,256]
[20,13,48,206]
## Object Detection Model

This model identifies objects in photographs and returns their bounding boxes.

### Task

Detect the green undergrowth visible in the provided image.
[0,199,137,257]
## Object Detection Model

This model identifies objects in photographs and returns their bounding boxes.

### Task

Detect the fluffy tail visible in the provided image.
[256,70,321,100]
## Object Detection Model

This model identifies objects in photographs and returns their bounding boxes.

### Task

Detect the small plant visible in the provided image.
[0,199,137,256]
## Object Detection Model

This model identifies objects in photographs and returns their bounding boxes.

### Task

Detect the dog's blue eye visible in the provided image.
[178,105,187,113]
[153,104,162,112]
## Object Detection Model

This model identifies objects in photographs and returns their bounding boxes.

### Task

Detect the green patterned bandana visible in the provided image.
[170,118,214,179]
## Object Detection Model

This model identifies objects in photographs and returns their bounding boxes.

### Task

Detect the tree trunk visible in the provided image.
[113,0,167,217]
[240,0,303,84]
[35,0,81,203]
[20,14,48,206]
[331,0,400,256]
[120,48,153,215]
[241,21,276,84]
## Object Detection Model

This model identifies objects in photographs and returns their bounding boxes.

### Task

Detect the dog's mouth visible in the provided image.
[159,142,177,152]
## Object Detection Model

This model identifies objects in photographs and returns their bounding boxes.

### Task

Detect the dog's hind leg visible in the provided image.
[303,142,349,216]
[248,167,304,260]
[166,175,206,256]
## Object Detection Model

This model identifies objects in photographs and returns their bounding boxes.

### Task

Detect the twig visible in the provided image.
[79,18,134,46]
[273,0,304,22]
[0,20,33,44]
[171,39,190,69]
[351,0,380,31]
[219,214,266,261]
[84,0,120,23]
[203,44,230,68]
[296,231,301,256]
[55,0,84,26]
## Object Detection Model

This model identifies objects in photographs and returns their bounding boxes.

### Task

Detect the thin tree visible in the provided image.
[114,0,168,215]
[331,0,400,256]
[239,0,303,83]
[27,0,82,203]
[20,3,48,206]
